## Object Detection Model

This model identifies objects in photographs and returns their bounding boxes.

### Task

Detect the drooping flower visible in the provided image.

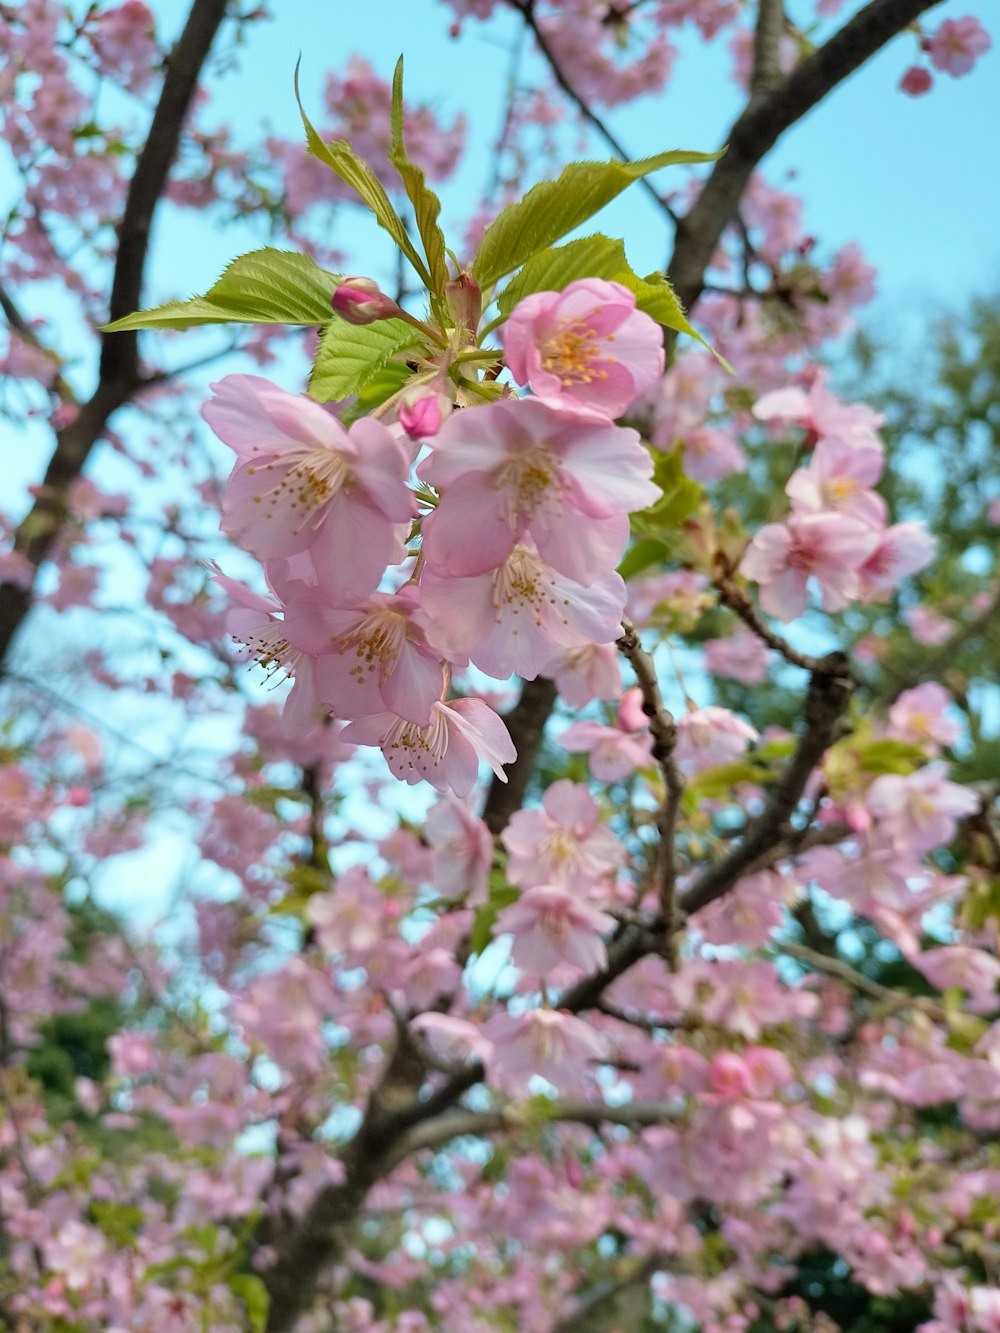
[495,884,615,976]
[341,697,515,796]
[284,585,445,726]
[484,1008,610,1093]
[503,278,665,417]
[424,797,493,904]
[675,705,759,771]
[421,540,626,681]
[856,522,936,601]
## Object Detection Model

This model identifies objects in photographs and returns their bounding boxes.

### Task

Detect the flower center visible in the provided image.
[340,609,408,686]
[495,450,562,529]
[383,707,449,777]
[232,618,302,682]
[246,446,351,535]
[541,317,607,386]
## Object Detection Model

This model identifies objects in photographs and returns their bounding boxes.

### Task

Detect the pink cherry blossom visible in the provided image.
[501,779,625,889]
[675,706,759,771]
[785,436,886,527]
[421,540,626,681]
[913,946,1000,1012]
[740,512,881,621]
[682,426,747,481]
[484,1008,610,1093]
[496,884,615,976]
[752,370,884,452]
[418,395,659,584]
[856,522,936,601]
[888,682,961,750]
[410,1012,494,1066]
[284,585,445,726]
[704,632,770,686]
[905,603,954,645]
[202,375,415,599]
[868,761,980,853]
[543,642,623,707]
[503,278,665,418]
[341,697,515,796]
[558,716,654,781]
[424,797,493,904]
[925,17,991,76]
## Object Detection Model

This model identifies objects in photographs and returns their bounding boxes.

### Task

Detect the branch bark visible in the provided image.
[666,0,946,322]
[0,0,230,673]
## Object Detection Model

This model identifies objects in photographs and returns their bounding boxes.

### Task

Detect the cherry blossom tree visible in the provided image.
[1,2,998,1332]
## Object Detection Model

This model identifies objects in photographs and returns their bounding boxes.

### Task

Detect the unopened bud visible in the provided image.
[332,277,402,325]
[399,389,450,441]
[444,272,482,335]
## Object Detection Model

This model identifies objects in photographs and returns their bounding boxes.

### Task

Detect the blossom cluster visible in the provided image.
[204,278,665,794]
[740,370,935,620]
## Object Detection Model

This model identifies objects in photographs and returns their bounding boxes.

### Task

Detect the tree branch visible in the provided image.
[667,0,947,322]
[483,675,558,835]
[616,618,684,934]
[750,0,788,99]
[514,0,679,225]
[0,0,230,674]
[679,651,853,916]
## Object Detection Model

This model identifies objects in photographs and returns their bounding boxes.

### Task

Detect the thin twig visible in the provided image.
[514,0,679,226]
[715,573,843,674]
[616,618,684,937]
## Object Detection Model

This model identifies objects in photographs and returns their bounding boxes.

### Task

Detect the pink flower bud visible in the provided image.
[65,786,92,807]
[332,277,402,325]
[617,686,648,734]
[400,389,448,440]
[900,65,933,95]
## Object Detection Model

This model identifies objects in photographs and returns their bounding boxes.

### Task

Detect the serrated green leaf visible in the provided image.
[102,248,340,332]
[309,317,421,403]
[389,57,449,299]
[615,268,731,368]
[495,234,627,317]
[230,1274,270,1333]
[630,446,704,539]
[295,63,431,288]
[471,146,722,289]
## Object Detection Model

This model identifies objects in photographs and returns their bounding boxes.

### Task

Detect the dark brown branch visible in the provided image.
[0,283,77,406]
[0,0,230,673]
[715,573,842,674]
[667,0,947,322]
[680,651,853,916]
[616,618,684,933]
[750,0,788,98]
[483,675,558,835]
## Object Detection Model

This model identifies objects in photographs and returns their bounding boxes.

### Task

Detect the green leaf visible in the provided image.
[389,57,450,299]
[617,536,670,582]
[615,269,732,368]
[471,146,723,288]
[309,317,422,403]
[470,876,520,955]
[495,234,627,317]
[295,63,431,287]
[102,248,340,331]
[855,737,928,776]
[687,760,776,802]
[630,447,704,539]
[230,1274,270,1333]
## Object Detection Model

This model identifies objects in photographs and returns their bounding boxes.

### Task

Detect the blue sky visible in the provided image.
[150,0,1000,320]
